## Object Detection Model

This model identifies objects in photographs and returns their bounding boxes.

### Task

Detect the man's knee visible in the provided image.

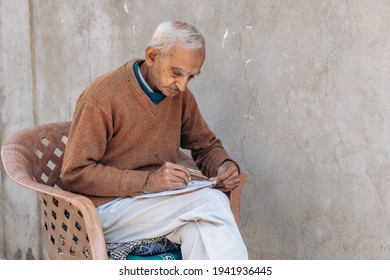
[194,188,230,207]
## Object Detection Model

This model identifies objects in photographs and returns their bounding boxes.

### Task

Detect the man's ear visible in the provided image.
[145,46,159,66]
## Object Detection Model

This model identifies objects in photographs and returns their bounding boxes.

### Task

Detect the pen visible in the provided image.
[155,153,210,182]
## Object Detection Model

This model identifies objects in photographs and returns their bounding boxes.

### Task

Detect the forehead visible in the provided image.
[162,43,205,73]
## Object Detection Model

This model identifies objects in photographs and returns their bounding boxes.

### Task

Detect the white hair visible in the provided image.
[151,21,205,54]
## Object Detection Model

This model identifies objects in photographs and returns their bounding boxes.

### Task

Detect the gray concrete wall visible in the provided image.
[1,0,390,259]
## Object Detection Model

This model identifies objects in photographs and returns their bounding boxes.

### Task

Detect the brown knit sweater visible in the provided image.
[61,60,235,207]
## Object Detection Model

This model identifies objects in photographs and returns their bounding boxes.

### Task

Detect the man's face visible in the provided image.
[145,43,205,97]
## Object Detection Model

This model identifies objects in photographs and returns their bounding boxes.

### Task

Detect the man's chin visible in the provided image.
[163,90,180,97]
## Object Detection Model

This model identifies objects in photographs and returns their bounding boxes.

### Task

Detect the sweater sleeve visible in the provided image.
[61,98,147,197]
[180,92,240,177]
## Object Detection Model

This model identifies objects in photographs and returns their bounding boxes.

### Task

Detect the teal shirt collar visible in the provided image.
[133,61,165,105]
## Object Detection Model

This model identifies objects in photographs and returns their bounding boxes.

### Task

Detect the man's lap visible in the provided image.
[97,188,234,243]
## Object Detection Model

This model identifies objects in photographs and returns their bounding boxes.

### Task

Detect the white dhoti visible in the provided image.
[97,188,248,260]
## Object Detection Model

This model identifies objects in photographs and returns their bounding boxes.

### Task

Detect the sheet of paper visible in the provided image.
[135,180,213,199]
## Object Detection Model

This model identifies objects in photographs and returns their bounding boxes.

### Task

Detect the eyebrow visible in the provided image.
[173,67,201,77]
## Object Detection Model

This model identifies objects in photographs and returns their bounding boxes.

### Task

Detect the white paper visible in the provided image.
[135,180,213,198]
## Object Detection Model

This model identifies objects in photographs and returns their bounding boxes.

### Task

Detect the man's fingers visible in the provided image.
[216,169,238,184]
[162,162,191,184]
[215,176,240,191]
[221,176,240,186]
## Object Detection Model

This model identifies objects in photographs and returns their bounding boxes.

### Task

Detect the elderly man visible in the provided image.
[62,21,247,259]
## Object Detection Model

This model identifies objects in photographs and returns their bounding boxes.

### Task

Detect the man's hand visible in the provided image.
[210,161,240,192]
[143,162,191,194]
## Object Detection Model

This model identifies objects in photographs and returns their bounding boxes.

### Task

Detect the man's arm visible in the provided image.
[180,91,241,190]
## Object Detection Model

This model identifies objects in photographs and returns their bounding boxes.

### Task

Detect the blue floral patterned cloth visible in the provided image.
[106,236,181,260]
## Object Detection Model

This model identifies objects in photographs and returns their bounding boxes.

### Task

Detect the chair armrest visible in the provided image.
[38,185,108,260]
[2,143,108,260]
[227,173,248,227]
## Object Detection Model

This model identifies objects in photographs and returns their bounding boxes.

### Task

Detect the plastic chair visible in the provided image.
[1,122,248,260]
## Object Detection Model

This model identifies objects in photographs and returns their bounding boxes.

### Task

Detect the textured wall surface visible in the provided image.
[1,0,390,259]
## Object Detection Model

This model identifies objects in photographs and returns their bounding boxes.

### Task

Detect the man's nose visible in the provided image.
[175,76,190,92]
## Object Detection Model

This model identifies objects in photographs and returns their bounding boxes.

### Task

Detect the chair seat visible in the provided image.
[126,250,182,260]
